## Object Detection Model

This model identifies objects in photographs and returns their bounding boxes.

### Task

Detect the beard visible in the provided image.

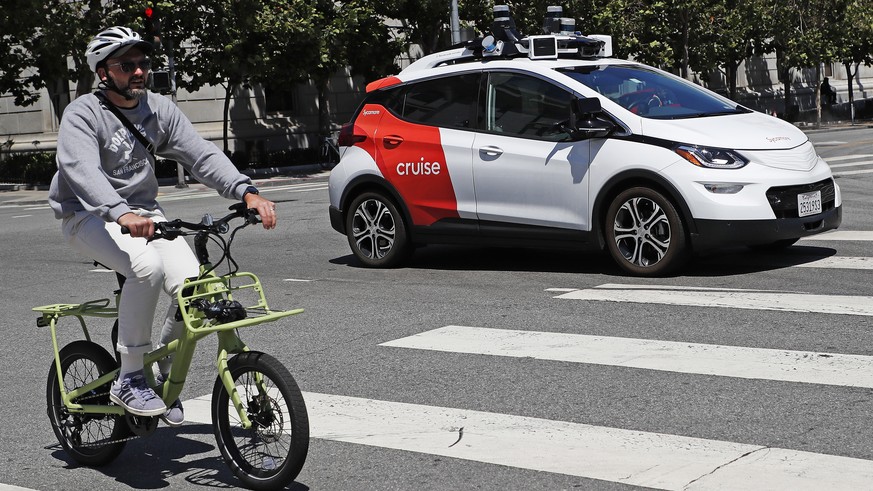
[105,72,148,100]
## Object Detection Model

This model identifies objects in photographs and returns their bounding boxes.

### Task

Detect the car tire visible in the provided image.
[346,191,410,268]
[605,186,688,276]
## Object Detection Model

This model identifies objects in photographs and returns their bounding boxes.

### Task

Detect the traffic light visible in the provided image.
[143,5,162,48]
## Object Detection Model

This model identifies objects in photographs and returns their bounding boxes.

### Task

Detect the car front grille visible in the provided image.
[766,178,836,218]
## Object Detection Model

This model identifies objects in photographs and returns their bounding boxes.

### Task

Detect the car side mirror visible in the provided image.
[566,97,614,140]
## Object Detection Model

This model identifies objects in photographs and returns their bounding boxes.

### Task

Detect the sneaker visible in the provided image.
[162,399,185,427]
[155,372,185,427]
[109,370,167,417]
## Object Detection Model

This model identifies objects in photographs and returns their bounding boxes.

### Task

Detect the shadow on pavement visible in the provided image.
[47,423,310,490]
[331,244,841,278]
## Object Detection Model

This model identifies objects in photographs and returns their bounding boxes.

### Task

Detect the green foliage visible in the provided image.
[378,0,453,55]
[0,151,57,185]
[833,0,873,67]
[3,0,873,132]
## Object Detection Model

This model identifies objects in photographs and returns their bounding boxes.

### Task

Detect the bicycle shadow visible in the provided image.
[46,423,310,490]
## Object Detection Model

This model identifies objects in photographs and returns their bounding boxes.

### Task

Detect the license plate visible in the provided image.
[797,190,822,217]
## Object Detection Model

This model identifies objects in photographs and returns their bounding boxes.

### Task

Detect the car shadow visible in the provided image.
[47,423,310,490]
[331,244,840,277]
[685,245,840,277]
[331,245,625,275]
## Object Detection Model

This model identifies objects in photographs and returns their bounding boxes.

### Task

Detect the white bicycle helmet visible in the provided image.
[86,26,153,73]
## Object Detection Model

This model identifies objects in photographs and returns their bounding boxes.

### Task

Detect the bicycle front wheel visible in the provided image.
[212,351,309,490]
[46,340,129,466]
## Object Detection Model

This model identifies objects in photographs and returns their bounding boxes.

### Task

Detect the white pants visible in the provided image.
[62,209,199,372]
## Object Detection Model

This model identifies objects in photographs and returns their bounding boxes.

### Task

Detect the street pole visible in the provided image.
[450,0,460,44]
[166,38,187,188]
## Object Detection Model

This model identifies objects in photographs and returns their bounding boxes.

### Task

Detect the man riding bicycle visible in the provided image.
[48,26,277,426]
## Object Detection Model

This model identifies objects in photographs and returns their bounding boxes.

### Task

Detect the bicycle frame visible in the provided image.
[35,260,302,429]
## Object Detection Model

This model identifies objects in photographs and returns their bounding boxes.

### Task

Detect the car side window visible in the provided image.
[400,73,480,129]
[485,72,574,141]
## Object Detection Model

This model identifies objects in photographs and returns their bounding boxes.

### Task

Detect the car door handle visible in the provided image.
[383,135,404,147]
[479,146,503,157]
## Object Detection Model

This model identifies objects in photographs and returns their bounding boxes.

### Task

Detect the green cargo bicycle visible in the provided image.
[36,203,309,490]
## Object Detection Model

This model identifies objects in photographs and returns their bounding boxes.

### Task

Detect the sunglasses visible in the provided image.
[106,59,152,73]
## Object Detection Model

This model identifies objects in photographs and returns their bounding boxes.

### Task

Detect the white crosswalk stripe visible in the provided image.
[824,154,873,162]
[178,229,873,489]
[180,391,873,490]
[552,283,873,316]
[184,310,873,490]
[801,230,873,241]
[825,154,873,176]
[380,325,873,388]
[828,160,873,168]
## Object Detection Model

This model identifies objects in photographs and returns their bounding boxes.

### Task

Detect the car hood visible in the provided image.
[640,111,808,150]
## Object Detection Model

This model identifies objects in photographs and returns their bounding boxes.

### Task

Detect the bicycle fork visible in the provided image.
[215,329,263,430]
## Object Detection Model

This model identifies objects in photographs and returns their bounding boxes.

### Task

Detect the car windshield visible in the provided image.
[557,64,749,119]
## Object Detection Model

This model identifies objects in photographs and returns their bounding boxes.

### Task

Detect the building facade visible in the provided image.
[2,52,871,160]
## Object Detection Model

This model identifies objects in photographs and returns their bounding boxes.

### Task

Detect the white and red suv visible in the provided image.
[327,9,841,276]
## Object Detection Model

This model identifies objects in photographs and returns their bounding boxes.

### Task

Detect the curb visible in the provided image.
[797,122,873,133]
[155,163,327,187]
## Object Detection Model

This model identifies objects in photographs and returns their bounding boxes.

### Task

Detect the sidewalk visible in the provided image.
[0,163,329,207]
[795,120,873,133]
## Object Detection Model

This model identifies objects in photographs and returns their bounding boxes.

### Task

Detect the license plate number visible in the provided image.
[797,190,822,217]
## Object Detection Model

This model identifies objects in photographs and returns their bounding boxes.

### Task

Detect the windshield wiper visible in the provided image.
[667,109,747,119]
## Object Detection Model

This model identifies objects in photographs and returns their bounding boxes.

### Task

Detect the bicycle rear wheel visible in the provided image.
[212,351,309,490]
[46,340,129,466]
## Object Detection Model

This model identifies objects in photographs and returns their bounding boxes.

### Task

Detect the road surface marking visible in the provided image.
[800,231,873,241]
[828,159,873,168]
[382,325,873,388]
[183,390,873,490]
[552,283,873,316]
[833,169,873,176]
[791,256,873,269]
[824,154,873,162]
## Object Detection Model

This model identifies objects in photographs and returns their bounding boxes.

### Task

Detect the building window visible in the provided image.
[265,85,295,114]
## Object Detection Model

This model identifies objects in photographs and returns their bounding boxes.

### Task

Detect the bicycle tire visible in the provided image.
[46,340,129,466]
[212,351,309,490]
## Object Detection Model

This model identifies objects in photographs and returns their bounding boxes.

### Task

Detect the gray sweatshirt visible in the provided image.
[49,91,252,222]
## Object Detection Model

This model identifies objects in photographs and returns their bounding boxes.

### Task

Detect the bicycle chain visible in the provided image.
[57,389,145,448]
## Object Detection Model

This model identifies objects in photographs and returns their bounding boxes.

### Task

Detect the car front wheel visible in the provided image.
[605,187,688,276]
[346,191,410,267]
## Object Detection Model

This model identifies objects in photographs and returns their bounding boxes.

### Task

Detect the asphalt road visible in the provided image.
[1,126,873,490]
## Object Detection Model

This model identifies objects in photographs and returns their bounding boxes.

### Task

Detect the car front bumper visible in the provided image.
[691,205,842,251]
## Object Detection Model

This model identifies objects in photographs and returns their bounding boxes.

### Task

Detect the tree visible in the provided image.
[379,0,453,56]
[166,0,316,152]
[833,0,873,122]
[0,3,38,109]
[0,0,137,124]
[594,0,679,73]
[763,0,852,124]
[706,0,769,100]
[296,0,401,138]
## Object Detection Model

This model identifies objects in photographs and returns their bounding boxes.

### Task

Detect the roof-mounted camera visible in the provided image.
[403,4,614,74]
[490,4,612,60]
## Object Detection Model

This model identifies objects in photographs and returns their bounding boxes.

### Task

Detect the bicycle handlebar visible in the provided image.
[120,203,261,240]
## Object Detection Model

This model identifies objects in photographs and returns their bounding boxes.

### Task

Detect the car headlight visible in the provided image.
[674,145,748,169]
